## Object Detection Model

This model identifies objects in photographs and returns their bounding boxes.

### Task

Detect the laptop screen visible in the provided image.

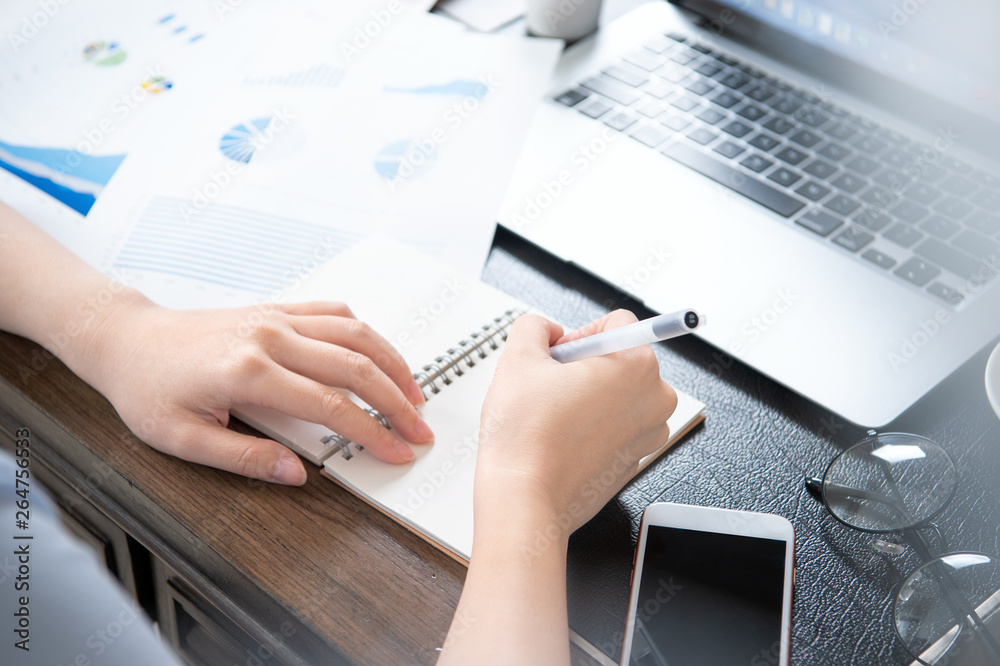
[673,0,1000,126]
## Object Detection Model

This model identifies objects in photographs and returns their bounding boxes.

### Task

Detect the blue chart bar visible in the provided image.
[113,196,361,293]
[244,64,345,88]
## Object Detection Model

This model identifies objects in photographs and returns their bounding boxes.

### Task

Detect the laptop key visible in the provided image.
[825,195,861,216]
[796,209,843,237]
[696,108,727,125]
[832,226,875,252]
[748,133,781,152]
[629,124,669,148]
[769,97,803,115]
[794,109,830,128]
[711,91,741,108]
[670,95,700,112]
[831,173,867,194]
[795,181,832,201]
[695,61,723,77]
[933,196,973,219]
[661,142,806,217]
[904,183,941,205]
[926,283,965,305]
[966,211,1000,236]
[859,186,898,206]
[714,54,740,67]
[660,114,691,132]
[790,129,823,148]
[604,112,638,132]
[894,257,941,287]
[603,65,649,88]
[643,36,674,54]
[851,135,887,155]
[624,50,665,72]
[740,154,774,173]
[687,127,718,145]
[768,167,802,187]
[713,141,746,159]
[642,78,675,99]
[862,248,897,269]
[889,200,929,224]
[921,215,960,239]
[803,159,838,179]
[939,174,977,197]
[723,120,753,138]
[972,170,1000,189]
[913,239,983,280]
[745,85,775,102]
[826,123,857,141]
[874,169,908,190]
[581,76,640,105]
[971,188,1000,211]
[685,79,715,96]
[854,209,893,232]
[670,49,698,65]
[846,155,881,175]
[775,147,808,165]
[763,117,795,134]
[951,230,1000,260]
[818,142,852,161]
[881,148,912,169]
[736,104,768,122]
[718,72,751,90]
[658,62,689,83]
[884,223,924,248]
[690,42,713,54]
[578,99,613,119]
[634,98,668,118]
[555,89,589,107]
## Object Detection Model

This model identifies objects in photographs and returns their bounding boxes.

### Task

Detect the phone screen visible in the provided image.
[627,525,787,666]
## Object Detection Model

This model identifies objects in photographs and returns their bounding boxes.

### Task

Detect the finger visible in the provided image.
[502,314,564,360]
[270,337,432,444]
[279,301,355,318]
[553,309,640,345]
[287,314,424,405]
[249,367,418,464]
[165,419,307,485]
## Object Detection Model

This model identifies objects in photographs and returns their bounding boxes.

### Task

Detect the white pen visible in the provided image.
[550,309,704,363]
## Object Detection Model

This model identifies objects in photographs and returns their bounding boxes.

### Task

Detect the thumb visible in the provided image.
[173,422,307,486]
[504,314,564,360]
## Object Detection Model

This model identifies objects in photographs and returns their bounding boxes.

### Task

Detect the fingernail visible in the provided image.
[272,452,306,486]
[394,439,415,462]
[414,418,434,443]
[407,379,426,405]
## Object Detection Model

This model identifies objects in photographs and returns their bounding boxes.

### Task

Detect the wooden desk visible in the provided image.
[0,321,470,665]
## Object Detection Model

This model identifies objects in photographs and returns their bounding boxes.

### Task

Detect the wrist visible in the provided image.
[66,286,157,394]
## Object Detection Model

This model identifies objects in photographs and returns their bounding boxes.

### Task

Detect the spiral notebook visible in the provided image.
[233,237,706,563]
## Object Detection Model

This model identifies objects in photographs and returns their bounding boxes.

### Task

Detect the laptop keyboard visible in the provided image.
[554,32,1000,307]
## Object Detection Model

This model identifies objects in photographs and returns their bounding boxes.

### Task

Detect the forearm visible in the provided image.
[439,484,571,666]
[0,202,148,390]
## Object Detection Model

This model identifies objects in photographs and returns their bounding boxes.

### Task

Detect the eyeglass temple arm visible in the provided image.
[804,477,1000,660]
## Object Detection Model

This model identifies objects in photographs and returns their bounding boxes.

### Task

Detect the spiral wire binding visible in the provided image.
[320,309,525,460]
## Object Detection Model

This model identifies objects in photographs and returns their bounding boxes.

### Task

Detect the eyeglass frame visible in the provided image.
[804,430,1000,665]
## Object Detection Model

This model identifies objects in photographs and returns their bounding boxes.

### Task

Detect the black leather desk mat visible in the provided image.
[483,226,1000,665]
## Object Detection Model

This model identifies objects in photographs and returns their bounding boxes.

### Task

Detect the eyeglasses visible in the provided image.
[805,431,1000,665]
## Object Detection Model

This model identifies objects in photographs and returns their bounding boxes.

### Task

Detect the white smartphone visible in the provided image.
[620,502,795,666]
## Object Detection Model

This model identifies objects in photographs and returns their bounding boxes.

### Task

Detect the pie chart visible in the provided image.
[218,118,272,163]
[83,41,127,67]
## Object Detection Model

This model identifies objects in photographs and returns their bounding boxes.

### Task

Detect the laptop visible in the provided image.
[499,0,1000,426]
